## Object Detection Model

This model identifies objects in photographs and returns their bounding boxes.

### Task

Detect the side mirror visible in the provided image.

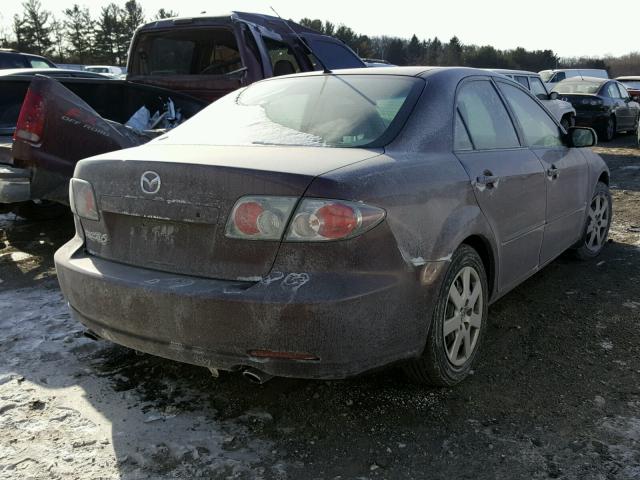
[569,126,597,147]
[548,91,559,101]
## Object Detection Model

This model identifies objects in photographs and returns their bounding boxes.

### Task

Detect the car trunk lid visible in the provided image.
[75,144,381,280]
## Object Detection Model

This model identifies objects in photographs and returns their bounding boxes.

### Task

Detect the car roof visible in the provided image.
[616,76,640,81]
[559,76,608,84]
[138,11,321,36]
[269,66,518,81]
[0,68,110,78]
[487,68,538,76]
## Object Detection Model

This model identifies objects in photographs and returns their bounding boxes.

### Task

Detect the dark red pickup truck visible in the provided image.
[0,12,365,216]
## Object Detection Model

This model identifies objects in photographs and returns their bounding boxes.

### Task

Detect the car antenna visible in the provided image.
[269,6,332,74]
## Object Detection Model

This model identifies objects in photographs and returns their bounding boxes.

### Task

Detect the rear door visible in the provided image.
[497,80,589,264]
[616,82,638,128]
[604,81,630,129]
[454,78,547,292]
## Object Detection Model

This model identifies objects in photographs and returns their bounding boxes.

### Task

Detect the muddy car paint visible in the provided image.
[55,67,610,380]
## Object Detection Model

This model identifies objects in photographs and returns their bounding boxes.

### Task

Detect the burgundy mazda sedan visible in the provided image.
[55,67,611,386]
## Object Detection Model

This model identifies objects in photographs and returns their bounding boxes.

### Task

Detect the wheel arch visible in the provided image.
[597,170,609,186]
[460,234,497,299]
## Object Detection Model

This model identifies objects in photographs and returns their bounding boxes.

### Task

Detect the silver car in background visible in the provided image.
[490,69,576,129]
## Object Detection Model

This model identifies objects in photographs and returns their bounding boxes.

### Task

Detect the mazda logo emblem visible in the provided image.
[140,171,161,195]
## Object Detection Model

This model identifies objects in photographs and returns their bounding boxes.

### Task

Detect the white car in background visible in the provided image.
[539,68,609,90]
[83,65,124,77]
[490,69,576,129]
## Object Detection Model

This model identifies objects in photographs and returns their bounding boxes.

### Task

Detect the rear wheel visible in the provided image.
[403,244,488,386]
[573,182,612,259]
[601,116,616,142]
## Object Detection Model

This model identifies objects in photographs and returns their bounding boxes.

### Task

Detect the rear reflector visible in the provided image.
[248,350,320,361]
[14,88,45,144]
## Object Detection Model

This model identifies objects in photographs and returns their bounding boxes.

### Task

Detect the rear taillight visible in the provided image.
[225,196,385,242]
[225,196,297,240]
[581,98,603,106]
[14,88,45,144]
[285,199,385,241]
[69,178,99,221]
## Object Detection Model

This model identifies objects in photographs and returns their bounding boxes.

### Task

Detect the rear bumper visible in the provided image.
[0,165,30,203]
[574,111,609,131]
[55,237,443,379]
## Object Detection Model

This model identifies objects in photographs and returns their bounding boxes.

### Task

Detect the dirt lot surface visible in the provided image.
[0,136,639,479]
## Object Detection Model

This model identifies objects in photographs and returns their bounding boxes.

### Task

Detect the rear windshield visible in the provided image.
[619,80,640,90]
[553,81,602,94]
[162,75,423,148]
[133,28,242,75]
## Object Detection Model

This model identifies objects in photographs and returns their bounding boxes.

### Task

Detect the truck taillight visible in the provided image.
[69,178,99,221]
[14,88,45,144]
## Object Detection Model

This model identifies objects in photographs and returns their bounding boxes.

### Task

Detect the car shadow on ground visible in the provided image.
[2,237,639,479]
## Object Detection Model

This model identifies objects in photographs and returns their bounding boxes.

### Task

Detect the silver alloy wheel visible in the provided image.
[443,266,483,367]
[586,192,610,252]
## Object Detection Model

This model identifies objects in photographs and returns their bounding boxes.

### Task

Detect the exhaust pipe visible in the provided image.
[241,367,273,385]
[83,329,101,341]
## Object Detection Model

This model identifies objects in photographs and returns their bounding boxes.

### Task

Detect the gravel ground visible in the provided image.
[0,136,639,479]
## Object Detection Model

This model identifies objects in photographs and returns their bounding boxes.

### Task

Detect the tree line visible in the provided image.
[0,0,176,65]
[1,2,638,76]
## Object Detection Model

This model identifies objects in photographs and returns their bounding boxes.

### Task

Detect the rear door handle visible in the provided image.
[476,170,499,188]
[547,165,560,179]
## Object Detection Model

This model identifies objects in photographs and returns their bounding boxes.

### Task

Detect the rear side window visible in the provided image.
[454,111,473,151]
[605,83,621,98]
[305,38,364,70]
[514,76,529,89]
[456,80,520,150]
[529,77,548,98]
[29,59,53,68]
[554,72,566,82]
[0,54,26,69]
[499,83,563,148]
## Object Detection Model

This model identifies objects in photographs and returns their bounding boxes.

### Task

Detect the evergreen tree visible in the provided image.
[406,34,423,64]
[64,5,94,63]
[21,0,53,55]
[156,9,179,19]
[95,3,125,64]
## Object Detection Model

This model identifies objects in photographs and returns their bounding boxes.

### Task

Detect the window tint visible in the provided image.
[499,82,563,148]
[454,111,473,150]
[456,80,520,150]
[529,77,548,98]
[0,54,26,68]
[305,39,364,69]
[555,72,566,82]
[617,83,629,99]
[263,37,301,75]
[514,76,529,89]
[605,83,621,98]
[136,28,242,75]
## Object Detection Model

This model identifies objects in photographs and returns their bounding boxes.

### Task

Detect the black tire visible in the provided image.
[11,201,69,221]
[403,244,489,386]
[600,116,616,142]
[573,182,612,260]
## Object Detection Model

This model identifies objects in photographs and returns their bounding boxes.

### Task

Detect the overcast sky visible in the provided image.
[0,0,634,58]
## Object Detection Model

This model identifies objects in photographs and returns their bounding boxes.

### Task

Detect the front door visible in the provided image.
[496,80,589,264]
[454,79,547,293]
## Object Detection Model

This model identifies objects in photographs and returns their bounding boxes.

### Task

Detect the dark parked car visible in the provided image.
[0,49,57,69]
[55,67,611,386]
[553,77,640,141]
